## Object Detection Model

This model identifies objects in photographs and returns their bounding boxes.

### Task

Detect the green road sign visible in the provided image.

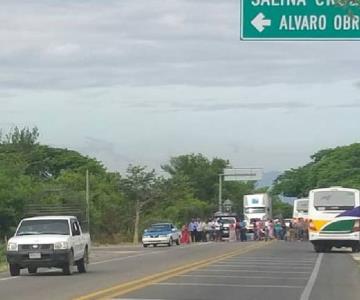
[240,0,360,40]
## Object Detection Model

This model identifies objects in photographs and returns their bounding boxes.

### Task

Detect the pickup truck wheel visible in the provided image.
[143,244,148,248]
[9,264,20,276]
[62,252,74,275]
[28,267,37,274]
[77,248,89,273]
[175,238,180,246]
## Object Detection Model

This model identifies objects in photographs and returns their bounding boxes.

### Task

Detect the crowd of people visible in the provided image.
[251,218,309,241]
[179,217,309,244]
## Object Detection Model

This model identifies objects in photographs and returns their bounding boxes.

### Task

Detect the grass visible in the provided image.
[0,243,7,272]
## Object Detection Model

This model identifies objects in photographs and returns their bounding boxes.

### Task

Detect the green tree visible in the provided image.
[273,143,360,197]
[120,166,163,244]
[162,153,255,216]
[162,154,229,202]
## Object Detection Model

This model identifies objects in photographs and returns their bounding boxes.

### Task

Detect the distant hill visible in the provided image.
[256,171,295,205]
[256,171,281,188]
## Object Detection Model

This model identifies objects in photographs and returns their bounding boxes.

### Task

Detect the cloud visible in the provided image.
[325,102,360,109]
[80,136,134,171]
[167,100,312,112]
[1,0,360,90]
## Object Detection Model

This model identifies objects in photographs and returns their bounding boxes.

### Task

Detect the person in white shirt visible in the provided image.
[215,218,222,242]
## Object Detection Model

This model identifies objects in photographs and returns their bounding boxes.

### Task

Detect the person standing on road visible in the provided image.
[180,224,190,244]
[264,219,270,241]
[196,219,204,242]
[215,218,222,241]
[195,219,201,242]
[274,221,282,240]
[268,219,274,240]
[289,221,295,241]
[281,220,287,240]
[253,220,258,241]
[304,219,309,241]
[188,219,197,243]
[229,222,236,242]
[201,220,208,242]
[298,218,305,241]
[240,219,247,242]
[208,219,216,241]
[235,219,241,241]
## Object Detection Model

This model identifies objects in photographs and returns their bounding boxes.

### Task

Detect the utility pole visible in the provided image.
[86,169,90,233]
[218,174,223,213]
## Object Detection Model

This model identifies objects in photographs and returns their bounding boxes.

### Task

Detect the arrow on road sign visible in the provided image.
[251,13,271,33]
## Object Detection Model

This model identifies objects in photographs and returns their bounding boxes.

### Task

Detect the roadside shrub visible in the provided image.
[0,243,6,265]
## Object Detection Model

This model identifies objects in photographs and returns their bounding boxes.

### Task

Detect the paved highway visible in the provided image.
[0,242,262,300]
[109,242,360,300]
[0,241,359,300]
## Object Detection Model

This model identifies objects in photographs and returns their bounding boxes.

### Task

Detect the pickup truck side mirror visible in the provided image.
[144,229,148,233]
[171,228,176,232]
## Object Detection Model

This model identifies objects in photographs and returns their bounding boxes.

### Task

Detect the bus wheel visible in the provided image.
[352,243,360,253]
[324,246,332,253]
[314,244,322,253]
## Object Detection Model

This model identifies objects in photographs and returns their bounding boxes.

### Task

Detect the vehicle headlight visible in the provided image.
[54,241,69,250]
[7,242,18,251]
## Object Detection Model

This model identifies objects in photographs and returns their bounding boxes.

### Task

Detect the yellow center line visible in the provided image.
[74,241,273,300]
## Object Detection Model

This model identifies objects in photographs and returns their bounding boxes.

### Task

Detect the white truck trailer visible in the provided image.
[243,193,272,232]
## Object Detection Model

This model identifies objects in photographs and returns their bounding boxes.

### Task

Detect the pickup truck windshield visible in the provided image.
[16,220,70,236]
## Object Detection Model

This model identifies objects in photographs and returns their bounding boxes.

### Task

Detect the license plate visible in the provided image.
[29,253,41,259]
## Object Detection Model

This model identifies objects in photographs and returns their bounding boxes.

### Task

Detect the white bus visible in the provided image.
[293,198,309,220]
[308,186,360,253]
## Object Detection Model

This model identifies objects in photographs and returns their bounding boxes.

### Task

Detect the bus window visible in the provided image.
[314,191,355,211]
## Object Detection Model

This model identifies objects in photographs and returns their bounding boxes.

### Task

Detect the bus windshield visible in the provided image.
[314,191,355,211]
[245,207,265,214]
[296,200,308,213]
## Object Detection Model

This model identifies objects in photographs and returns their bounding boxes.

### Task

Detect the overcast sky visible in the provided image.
[1,0,359,173]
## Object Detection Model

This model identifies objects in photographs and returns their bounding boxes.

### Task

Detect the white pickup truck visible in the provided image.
[6,215,90,276]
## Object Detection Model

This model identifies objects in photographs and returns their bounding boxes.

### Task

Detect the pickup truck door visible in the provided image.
[70,219,83,260]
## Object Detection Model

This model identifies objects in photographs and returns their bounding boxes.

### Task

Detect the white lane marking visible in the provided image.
[155,282,303,289]
[0,277,18,282]
[93,250,139,254]
[214,260,315,267]
[92,242,218,265]
[300,253,323,300]
[227,256,315,260]
[197,269,311,274]
[210,264,313,270]
[178,274,308,280]
[226,258,315,263]
[114,299,169,300]
[219,261,314,265]
[91,251,159,265]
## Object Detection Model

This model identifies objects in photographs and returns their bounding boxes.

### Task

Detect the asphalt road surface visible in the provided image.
[0,241,359,300]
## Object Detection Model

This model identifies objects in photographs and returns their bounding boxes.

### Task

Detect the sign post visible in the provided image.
[218,168,263,212]
[241,0,360,40]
